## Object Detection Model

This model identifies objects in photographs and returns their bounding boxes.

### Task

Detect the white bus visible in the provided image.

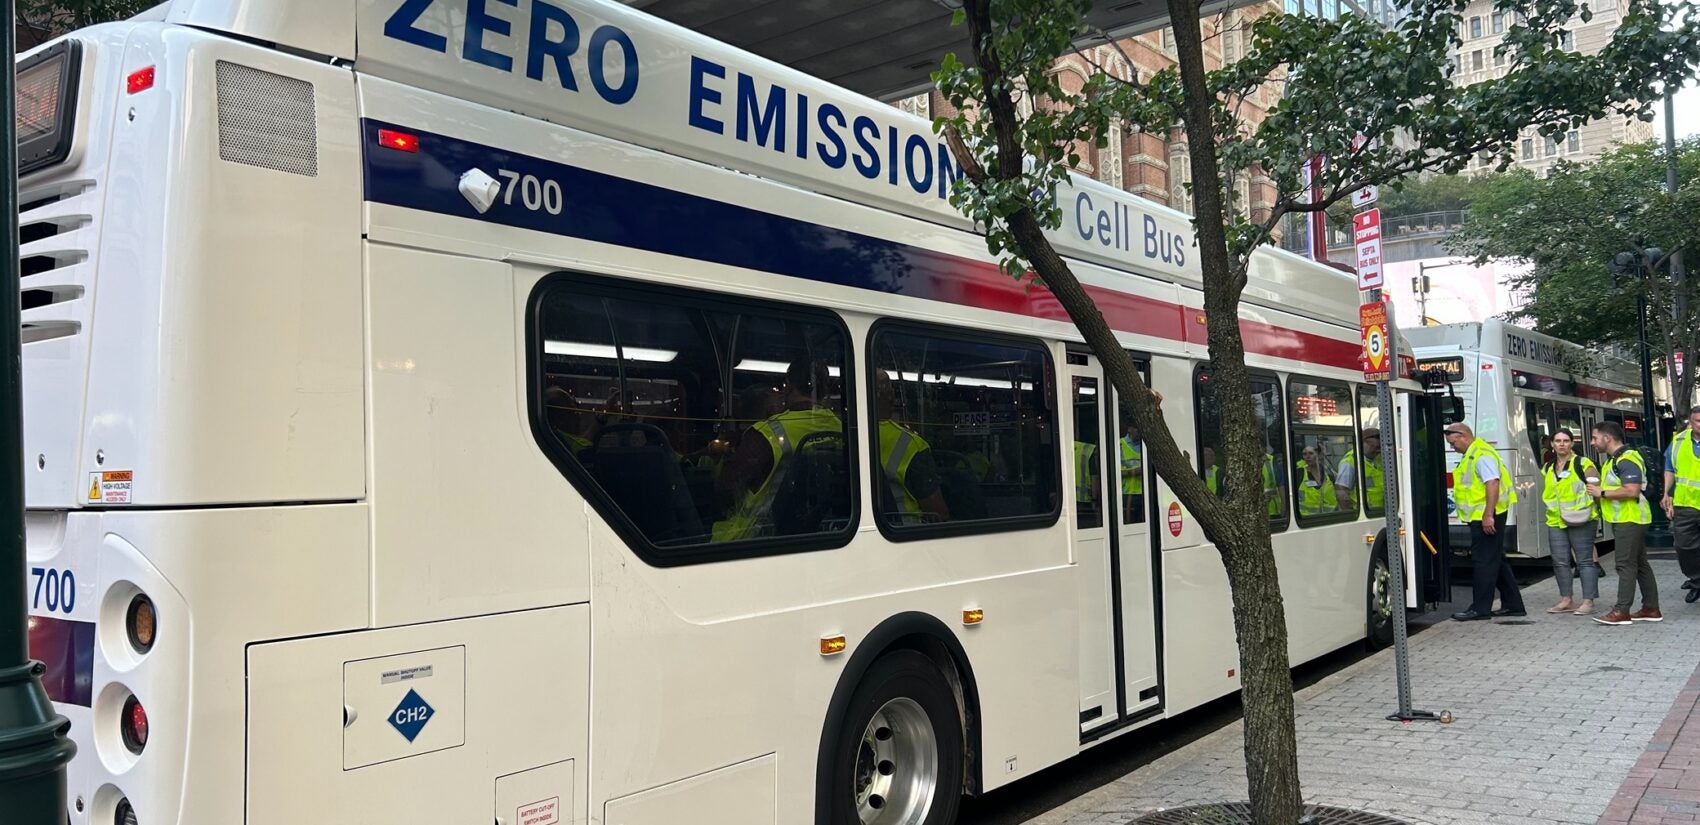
[1407,319,1648,560]
[19,3,1455,824]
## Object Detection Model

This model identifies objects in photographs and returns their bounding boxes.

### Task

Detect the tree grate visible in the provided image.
[1130,803,1418,825]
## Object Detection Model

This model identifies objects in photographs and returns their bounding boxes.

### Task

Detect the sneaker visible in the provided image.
[1631,608,1664,622]
[1593,609,1634,626]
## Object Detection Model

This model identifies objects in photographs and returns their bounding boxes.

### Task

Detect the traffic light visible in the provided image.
[1411,274,1430,294]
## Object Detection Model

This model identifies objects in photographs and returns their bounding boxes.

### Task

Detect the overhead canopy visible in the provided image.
[621,0,1218,101]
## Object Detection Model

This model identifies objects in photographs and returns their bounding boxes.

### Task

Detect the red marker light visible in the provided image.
[121,694,148,754]
[127,66,155,95]
[377,129,420,153]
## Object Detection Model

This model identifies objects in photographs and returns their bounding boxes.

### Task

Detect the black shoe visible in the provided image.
[1492,608,1527,617]
[1686,588,1700,604]
[1451,610,1491,621]
[1684,580,1697,590]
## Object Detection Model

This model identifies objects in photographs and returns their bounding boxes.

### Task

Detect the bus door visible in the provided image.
[1068,355,1116,734]
[1113,380,1160,718]
[1067,351,1161,737]
[1406,391,1453,606]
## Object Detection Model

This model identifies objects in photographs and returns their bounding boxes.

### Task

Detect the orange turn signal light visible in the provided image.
[820,635,847,656]
[962,609,984,625]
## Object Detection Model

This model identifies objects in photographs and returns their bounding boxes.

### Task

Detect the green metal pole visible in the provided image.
[0,1,79,820]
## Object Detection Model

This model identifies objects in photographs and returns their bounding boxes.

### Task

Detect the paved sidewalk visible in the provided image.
[1598,656,1700,824]
[1027,559,1700,825]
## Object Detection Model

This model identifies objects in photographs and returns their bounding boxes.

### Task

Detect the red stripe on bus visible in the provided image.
[919,252,1361,370]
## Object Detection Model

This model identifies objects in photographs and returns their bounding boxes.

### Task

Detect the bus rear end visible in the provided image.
[20,20,369,824]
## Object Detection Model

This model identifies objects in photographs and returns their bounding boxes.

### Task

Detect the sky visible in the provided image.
[1650,79,1700,142]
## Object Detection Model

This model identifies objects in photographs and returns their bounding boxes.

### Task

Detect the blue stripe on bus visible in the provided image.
[361,119,966,301]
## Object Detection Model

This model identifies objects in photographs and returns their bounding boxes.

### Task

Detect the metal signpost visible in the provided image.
[1358,208,1439,724]
[0,1,79,818]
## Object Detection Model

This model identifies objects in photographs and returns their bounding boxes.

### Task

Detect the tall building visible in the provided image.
[1452,0,1653,176]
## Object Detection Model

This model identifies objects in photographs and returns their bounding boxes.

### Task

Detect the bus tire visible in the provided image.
[822,650,964,825]
[1366,534,1395,651]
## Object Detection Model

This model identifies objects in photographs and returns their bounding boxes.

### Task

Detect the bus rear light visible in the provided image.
[115,797,137,825]
[120,694,148,754]
[126,66,155,95]
[126,594,156,653]
[377,128,420,153]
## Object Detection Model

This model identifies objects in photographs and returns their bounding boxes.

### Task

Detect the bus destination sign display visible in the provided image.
[1416,357,1464,382]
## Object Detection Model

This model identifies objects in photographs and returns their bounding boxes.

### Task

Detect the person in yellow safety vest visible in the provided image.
[1444,422,1526,621]
[1589,420,1660,625]
[1296,446,1337,518]
[1335,431,1382,515]
[1540,428,1601,616]
[873,371,950,527]
[1200,446,1220,495]
[1075,439,1100,513]
[712,361,843,542]
[1120,418,1144,523]
[1262,450,1284,519]
[1661,405,1700,604]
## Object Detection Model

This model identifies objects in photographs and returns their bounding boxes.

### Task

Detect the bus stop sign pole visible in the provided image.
[1360,266,1438,722]
[0,1,80,819]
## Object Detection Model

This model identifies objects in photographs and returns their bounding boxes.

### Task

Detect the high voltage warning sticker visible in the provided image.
[87,470,134,504]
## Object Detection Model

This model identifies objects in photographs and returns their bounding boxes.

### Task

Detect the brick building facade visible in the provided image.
[900,3,1286,224]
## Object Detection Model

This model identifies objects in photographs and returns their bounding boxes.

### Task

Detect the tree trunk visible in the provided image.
[951,3,1305,821]
[1164,1,1304,821]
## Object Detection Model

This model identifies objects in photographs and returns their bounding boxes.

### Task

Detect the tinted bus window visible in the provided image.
[1290,379,1356,524]
[868,325,1059,537]
[1196,368,1289,529]
[532,275,855,563]
[1357,387,1385,517]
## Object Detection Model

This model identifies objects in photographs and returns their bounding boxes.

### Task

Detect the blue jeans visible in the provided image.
[1548,523,1600,601]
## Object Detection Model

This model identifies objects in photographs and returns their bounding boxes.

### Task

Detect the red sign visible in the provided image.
[1353,208,1382,240]
[1360,301,1391,382]
[1353,209,1384,290]
[1167,502,1184,537]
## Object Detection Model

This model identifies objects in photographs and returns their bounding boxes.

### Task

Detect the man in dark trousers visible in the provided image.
[1447,422,1526,621]
[1591,420,1660,625]
[1662,406,1700,604]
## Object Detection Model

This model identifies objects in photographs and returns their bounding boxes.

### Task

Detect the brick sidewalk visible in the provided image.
[1025,559,1700,825]
[1598,660,1700,824]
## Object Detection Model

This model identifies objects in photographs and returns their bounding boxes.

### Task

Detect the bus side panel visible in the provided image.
[365,247,591,626]
[246,606,589,825]
[81,31,365,508]
[583,521,1082,818]
[42,505,369,825]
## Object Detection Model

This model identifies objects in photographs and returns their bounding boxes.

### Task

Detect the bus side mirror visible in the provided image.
[1441,397,1465,424]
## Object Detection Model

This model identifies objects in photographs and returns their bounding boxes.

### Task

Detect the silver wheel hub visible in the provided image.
[1373,559,1393,621]
[854,697,939,825]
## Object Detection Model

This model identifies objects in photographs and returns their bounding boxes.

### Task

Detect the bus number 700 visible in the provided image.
[496,169,564,216]
[30,567,76,615]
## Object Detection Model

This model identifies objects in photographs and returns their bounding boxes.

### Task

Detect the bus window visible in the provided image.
[1289,379,1355,524]
[1525,400,1556,464]
[533,276,855,560]
[1357,387,1384,517]
[867,325,1059,537]
[1557,404,1582,445]
[1195,368,1289,530]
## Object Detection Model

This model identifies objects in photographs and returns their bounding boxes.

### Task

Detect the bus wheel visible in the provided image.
[826,650,964,825]
[1366,538,1394,651]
